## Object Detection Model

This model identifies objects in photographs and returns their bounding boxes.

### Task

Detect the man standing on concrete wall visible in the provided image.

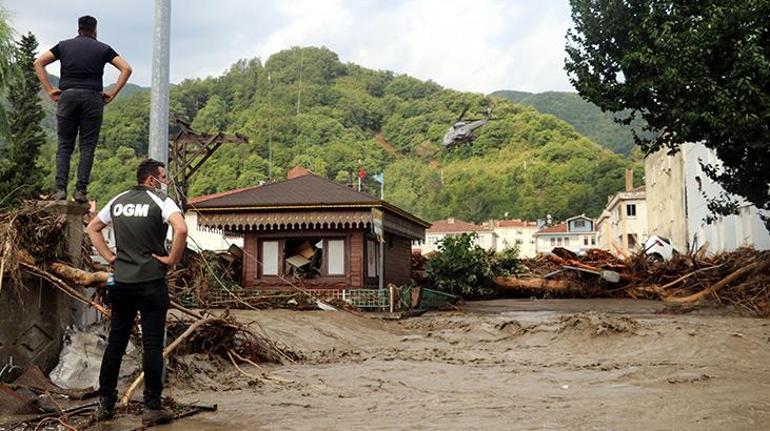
[34,15,132,202]
[86,159,187,426]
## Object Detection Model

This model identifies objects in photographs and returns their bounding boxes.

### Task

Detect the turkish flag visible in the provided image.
[358,166,367,179]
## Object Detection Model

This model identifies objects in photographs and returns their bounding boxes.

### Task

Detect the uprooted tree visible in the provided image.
[565,0,770,231]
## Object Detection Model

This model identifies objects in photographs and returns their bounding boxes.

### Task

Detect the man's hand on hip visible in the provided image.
[48,88,62,103]
[152,254,174,266]
[101,91,115,104]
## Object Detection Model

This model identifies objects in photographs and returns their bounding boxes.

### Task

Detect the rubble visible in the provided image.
[495,247,770,316]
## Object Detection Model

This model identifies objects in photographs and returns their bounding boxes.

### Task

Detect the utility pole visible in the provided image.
[149,0,171,165]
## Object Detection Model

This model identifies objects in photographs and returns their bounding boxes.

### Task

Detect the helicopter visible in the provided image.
[442,106,492,149]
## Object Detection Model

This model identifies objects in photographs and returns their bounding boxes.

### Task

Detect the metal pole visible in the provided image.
[267,73,273,180]
[378,238,384,292]
[149,0,171,165]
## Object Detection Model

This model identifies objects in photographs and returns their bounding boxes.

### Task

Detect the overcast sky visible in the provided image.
[2,0,576,94]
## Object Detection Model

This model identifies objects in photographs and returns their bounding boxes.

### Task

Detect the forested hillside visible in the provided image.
[36,46,635,222]
[491,89,647,156]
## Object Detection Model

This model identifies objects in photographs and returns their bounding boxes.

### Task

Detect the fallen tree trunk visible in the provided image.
[495,276,583,294]
[49,261,108,286]
[20,262,111,317]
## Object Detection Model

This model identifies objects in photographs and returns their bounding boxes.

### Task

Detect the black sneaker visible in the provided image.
[142,408,174,426]
[73,190,88,203]
[51,189,67,201]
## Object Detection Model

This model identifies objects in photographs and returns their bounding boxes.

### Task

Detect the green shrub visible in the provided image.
[426,233,498,299]
[496,244,522,275]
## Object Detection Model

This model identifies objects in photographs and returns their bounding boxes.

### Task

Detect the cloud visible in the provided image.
[2,0,576,93]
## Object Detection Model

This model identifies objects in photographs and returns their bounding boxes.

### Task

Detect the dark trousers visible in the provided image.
[55,88,104,193]
[98,279,169,409]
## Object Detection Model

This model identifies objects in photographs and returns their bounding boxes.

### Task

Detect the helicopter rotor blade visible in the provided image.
[456,105,469,122]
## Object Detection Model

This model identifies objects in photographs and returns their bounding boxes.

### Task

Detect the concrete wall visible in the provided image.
[645,148,688,251]
[646,143,770,254]
[595,212,611,251]
[683,143,770,253]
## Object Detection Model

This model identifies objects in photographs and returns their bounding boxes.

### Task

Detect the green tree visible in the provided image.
[191,94,228,133]
[0,32,47,204]
[0,8,18,140]
[566,0,770,230]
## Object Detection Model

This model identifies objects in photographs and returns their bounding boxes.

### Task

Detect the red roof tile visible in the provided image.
[428,219,491,233]
[535,222,568,234]
[495,219,538,228]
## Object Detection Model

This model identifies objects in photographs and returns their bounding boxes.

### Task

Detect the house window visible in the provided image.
[584,237,589,246]
[550,237,556,246]
[327,239,345,275]
[574,220,585,228]
[591,237,596,245]
[627,203,637,217]
[367,239,378,277]
[564,237,570,246]
[557,237,563,246]
[284,239,324,277]
[261,241,279,276]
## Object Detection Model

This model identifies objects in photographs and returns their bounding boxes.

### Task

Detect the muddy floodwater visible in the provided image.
[123,300,770,429]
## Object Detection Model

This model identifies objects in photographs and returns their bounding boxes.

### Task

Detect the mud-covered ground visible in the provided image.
[134,299,770,430]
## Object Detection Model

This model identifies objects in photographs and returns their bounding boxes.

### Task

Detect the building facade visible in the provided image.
[190,170,428,290]
[491,219,539,257]
[595,169,648,256]
[534,215,598,255]
[417,218,496,255]
[645,142,770,254]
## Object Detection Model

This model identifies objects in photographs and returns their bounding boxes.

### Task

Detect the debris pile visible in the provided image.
[496,247,770,316]
[0,202,67,291]
[167,246,242,307]
[165,310,299,365]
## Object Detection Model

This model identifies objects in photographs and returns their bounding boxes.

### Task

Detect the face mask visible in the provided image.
[151,176,168,197]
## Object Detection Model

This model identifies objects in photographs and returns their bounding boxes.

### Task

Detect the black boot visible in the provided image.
[142,395,174,427]
[94,393,116,421]
[51,189,67,201]
[73,189,88,203]
[142,407,174,426]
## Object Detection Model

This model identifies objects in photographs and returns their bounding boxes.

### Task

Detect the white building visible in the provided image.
[534,215,598,255]
[491,219,539,258]
[646,142,770,254]
[596,169,648,256]
[416,218,496,255]
[184,211,243,251]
